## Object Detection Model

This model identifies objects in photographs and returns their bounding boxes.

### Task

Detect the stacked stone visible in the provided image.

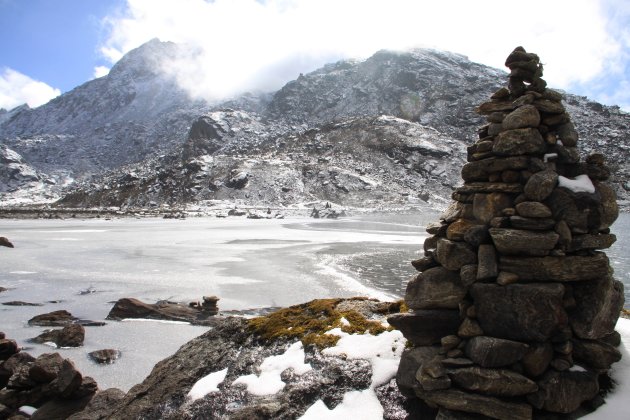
[389,47,624,420]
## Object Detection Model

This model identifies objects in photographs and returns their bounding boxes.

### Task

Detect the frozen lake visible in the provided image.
[0,212,434,390]
[1,212,628,391]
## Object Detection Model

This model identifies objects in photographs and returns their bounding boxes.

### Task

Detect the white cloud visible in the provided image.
[99,0,628,105]
[93,66,111,78]
[0,67,61,110]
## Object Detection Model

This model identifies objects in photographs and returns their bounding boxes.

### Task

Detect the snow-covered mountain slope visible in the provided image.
[0,40,215,177]
[1,40,628,209]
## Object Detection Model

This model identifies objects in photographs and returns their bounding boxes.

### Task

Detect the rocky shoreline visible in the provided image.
[0,297,421,419]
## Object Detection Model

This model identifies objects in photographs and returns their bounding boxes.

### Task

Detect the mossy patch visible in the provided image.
[248,298,401,349]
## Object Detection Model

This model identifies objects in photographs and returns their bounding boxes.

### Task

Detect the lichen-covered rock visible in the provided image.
[493,128,546,156]
[498,254,609,282]
[435,239,477,271]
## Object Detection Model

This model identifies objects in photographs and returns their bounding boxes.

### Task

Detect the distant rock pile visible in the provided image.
[389,47,624,419]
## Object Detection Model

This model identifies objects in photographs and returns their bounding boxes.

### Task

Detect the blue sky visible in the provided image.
[1,0,629,111]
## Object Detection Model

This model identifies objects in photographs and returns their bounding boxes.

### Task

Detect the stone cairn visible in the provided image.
[388,47,624,419]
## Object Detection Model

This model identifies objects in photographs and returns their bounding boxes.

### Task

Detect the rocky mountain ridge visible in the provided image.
[1,40,628,211]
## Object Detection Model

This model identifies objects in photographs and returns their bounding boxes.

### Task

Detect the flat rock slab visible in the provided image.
[28,310,78,327]
[470,283,567,342]
[405,267,467,310]
[448,366,538,396]
[465,336,529,368]
[489,228,558,256]
[498,253,610,282]
[106,298,218,325]
[415,388,532,420]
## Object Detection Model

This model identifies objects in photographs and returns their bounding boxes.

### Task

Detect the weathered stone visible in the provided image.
[459,265,478,287]
[441,335,461,351]
[496,271,519,285]
[66,388,126,420]
[440,202,463,223]
[515,201,552,218]
[53,359,82,398]
[493,128,546,156]
[529,370,599,414]
[396,346,442,396]
[473,193,513,224]
[446,219,479,241]
[463,225,490,248]
[441,358,474,368]
[426,221,448,235]
[411,256,438,272]
[501,170,520,183]
[596,182,619,230]
[545,188,593,233]
[0,339,19,361]
[31,324,85,348]
[405,267,467,310]
[388,310,460,346]
[523,170,557,201]
[498,254,609,282]
[556,122,578,147]
[572,339,621,370]
[457,182,523,195]
[470,283,567,342]
[502,105,540,130]
[522,342,553,377]
[417,369,451,391]
[28,353,64,383]
[435,239,477,271]
[28,310,78,327]
[550,357,572,371]
[465,336,529,368]
[570,276,624,340]
[476,100,515,115]
[458,318,483,338]
[487,123,503,136]
[415,388,533,420]
[568,234,616,251]
[489,228,558,256]
[448,366,538,396]
[436,408,484,420]
[424,235,439,255]
[88,349,122,365]
[509,216,556,231]
[476,245,498,280]
[601,330,622,347]
[461,157,529,182]
[554,220,572,248]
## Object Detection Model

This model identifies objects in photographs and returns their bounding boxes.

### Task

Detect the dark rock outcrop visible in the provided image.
[0,335,98,419]
[390,47,624,419]
[30,324,85,348]
[106,297,219,324]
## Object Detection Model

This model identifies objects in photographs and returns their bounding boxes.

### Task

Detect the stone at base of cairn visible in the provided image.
[389,46,624,420]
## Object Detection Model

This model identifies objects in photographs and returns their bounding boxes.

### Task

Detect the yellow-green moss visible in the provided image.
[248,298,400,349]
